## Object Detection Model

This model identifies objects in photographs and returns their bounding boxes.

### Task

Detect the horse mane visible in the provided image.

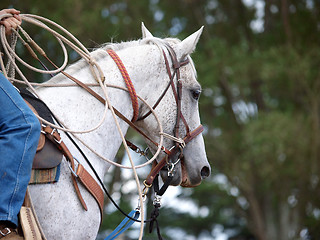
[100,37,197,78]
[56,36,196,80]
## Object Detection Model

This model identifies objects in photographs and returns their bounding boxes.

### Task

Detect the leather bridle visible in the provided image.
[106,45,204,187]
[136,45,205,237]
[140,45,204,186]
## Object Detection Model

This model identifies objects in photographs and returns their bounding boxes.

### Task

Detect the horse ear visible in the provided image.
[175,26,204,61]
[141,22,153,38]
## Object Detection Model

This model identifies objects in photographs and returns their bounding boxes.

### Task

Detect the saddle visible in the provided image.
[21,89,63,173]
[18,89,104,240]
[17,90,63,240]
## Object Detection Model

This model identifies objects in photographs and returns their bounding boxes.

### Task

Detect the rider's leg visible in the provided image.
[0,73,40,228]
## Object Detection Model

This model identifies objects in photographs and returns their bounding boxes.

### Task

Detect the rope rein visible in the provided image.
[106,49,139,122]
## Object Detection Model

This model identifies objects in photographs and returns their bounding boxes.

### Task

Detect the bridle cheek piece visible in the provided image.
[141,45,204,186]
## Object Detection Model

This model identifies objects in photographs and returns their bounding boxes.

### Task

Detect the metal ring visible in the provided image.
[67,157,80,177]
[143,180,152,188]
[0,228,11,237]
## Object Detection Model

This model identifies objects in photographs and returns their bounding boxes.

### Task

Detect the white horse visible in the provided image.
[28,24,211,239]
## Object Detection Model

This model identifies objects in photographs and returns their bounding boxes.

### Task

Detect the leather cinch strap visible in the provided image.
[76,164,104,216]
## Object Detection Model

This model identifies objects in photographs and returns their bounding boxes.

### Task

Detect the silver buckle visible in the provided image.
[153,194,162,207]
[167,157,181,177]
[67,157,80,177]
[0,227,12,237]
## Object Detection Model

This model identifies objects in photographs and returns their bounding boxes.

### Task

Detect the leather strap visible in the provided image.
[143,46,202,186]
[163,48,190,135]
[42,126,88,210]
[138,51,190,121]
[42,126,104,216]
[47,58,107,104]
[76,164,104,220]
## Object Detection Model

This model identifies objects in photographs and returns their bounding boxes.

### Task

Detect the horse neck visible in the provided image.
[36,44,164,176]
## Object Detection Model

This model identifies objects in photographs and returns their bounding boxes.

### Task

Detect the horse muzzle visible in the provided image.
[160,155,211,187]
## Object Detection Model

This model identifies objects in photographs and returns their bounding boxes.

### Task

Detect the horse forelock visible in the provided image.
[137,37,197,80]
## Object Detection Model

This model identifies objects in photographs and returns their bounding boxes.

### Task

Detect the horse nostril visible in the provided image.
[200,166,211,179]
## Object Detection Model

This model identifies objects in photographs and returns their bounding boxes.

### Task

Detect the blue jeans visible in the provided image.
[0,73,40,226]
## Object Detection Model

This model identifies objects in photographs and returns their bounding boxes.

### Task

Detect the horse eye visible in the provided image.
[191,89,201,100]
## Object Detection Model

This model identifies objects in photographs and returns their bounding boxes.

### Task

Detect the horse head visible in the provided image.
[137,24,211,187]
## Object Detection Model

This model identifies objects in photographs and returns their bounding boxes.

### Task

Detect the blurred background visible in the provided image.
[2,0,320,239]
